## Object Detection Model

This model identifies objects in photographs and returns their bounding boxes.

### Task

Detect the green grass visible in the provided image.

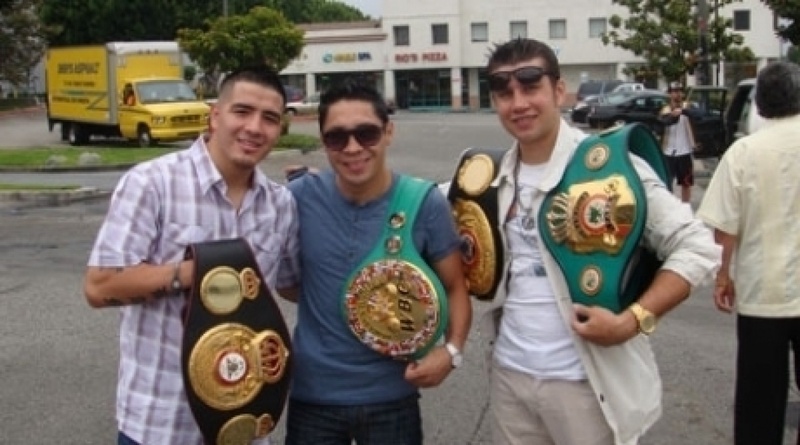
[0,133,320,168]
[0,183,81,190]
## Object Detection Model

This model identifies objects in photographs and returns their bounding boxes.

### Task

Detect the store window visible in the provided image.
[395,69,452,109]
[733,10,750,31]
[589,18,606,38]
[471,22,488,42]
[549,19,566,39]
[394,25,410,46]
[432,24,449,44]
[510,21,528,39]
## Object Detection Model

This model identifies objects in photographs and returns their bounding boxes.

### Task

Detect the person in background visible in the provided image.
[282,80,471,445]
[477,37,719,445]
[697,61,800,445]
[659,82,696,203]
[83,65,300,445]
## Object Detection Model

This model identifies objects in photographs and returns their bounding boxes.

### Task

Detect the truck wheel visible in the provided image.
[68,124,88,146]
[137,125,154,147]
[60,124,69,141]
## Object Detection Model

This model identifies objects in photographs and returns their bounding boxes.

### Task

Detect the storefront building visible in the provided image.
[281,0,783,111]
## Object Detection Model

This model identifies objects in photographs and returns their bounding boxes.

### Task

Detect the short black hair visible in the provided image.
[486,37,561,80]
[755,61,800,119]
[318,78,390,129]
[218,65,287,105]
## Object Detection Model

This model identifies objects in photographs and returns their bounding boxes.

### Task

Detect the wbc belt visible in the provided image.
[343,176,448,361]
[538,123,670,313]
[181,238,291,445]
[447,147,506,301]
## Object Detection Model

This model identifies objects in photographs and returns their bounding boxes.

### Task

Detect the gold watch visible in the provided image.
[628,302,657,335]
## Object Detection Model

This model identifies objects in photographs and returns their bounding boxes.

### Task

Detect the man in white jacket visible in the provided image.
[468,38,720,445]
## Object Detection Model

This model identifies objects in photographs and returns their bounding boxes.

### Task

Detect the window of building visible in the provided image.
[733,10,751,31]
[549,19,566,39]
[432,23,449,44]
[510,21,528,39]
[394,25,410,46]
[589,18,607,38]
[471,22,488,42]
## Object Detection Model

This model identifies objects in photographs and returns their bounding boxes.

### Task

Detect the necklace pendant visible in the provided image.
[521,215,535,231]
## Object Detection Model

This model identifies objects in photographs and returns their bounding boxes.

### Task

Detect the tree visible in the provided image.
[0,0,49,89]
[40,0,367,47]
[761,0,800,45]
[178,6,304,91]
[603,0,754,84]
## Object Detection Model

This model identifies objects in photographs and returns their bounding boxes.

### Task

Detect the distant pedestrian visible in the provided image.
[698,60,800,445]
[659,82,696,203]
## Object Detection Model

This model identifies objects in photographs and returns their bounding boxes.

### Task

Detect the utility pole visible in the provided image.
[697,0,712,86]
[223,0,229,17]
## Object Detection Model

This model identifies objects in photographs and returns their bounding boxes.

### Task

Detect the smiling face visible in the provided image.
[321,99,394,203]
[489,58,565,162]
[207,80,285,178]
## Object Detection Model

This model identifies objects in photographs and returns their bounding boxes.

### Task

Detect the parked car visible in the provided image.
[724,78,763,143]
[575,79,624,102]
[571,90,638,124]
[586,90,669,132]
[283,85,305,102]
[611,82,646,94]
[285,93,320,116]
[683,84,729,158]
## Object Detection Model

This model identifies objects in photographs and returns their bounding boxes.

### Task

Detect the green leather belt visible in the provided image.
[342,175,448,360]
[181,238,292,445]
[538,123,670,313]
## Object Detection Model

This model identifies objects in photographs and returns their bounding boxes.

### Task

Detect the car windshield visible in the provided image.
[603,91,634,105]
[136,80,198,104]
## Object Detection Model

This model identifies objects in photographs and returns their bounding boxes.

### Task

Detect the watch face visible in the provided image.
[640,315,656,334]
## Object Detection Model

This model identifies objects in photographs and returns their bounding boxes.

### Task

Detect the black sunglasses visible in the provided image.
[487,66,556,92]
[322,124,384,151]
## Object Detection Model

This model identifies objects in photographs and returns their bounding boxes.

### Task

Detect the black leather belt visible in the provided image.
[181,238,292,445]
[447,147,506,301]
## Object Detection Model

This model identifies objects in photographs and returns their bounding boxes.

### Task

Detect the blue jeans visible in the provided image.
[285,394,422,445]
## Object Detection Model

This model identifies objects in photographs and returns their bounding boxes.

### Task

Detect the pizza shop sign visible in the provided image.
[394,52,448,63]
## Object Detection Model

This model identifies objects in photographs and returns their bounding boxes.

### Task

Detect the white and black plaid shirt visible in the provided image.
[87,137,299,444]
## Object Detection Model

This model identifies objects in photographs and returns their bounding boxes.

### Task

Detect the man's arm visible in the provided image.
[712,229,738,312]
[83,260,191,308]
[405,250,471,387]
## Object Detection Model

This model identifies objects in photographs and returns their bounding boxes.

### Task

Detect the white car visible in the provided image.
[285,93,320,116]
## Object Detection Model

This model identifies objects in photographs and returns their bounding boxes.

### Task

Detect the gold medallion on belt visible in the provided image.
[344,259,441,358]
[187,323,289,411]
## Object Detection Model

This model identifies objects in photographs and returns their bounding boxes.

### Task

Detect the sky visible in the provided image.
[340,0,382,18]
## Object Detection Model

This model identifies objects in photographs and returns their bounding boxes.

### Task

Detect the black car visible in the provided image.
[586,90,669,133]
[571,90,638,125]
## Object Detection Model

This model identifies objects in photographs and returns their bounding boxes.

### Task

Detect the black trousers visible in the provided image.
[735,314,800,445]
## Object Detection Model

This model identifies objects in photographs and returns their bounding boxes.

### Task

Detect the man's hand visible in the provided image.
[571,303,639,346]
[713,278,736,313]
[404,346,453,388]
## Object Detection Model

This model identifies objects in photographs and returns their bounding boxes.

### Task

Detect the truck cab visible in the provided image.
[118,78,209,147]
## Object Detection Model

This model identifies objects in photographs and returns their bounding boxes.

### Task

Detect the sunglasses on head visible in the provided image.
[322,124,384,151]
[487,66,556,92]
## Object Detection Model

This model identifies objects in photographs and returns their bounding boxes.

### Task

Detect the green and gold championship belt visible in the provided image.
[181,238,292,445]
[343,176,448,361]
[538,123,671,313]
[447,148,507,301]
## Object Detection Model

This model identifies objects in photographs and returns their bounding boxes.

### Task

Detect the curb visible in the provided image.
[0,186,111,208]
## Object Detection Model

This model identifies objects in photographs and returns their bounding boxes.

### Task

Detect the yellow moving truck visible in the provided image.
[46,41,209,146]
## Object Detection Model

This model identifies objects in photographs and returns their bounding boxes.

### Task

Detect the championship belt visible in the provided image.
[343,176,448,361]
[447,147,506,301]
[181,238,292,445]
[538,123,670,313]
